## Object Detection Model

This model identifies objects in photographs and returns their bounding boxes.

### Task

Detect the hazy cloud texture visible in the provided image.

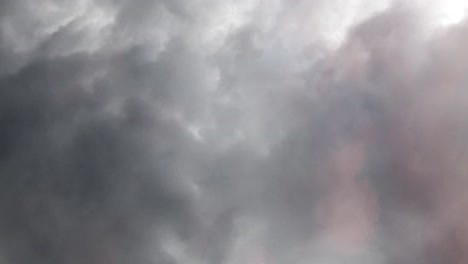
[1,0,468,263]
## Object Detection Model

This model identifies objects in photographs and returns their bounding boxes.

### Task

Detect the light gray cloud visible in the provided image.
[0,0,468,264]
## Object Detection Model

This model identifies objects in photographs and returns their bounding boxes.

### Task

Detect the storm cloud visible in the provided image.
[0,0,468,263]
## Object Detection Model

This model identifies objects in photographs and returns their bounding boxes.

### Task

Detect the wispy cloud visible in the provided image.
[0,0,467,263]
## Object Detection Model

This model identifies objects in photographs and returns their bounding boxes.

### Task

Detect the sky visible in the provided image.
[0,0,468,263]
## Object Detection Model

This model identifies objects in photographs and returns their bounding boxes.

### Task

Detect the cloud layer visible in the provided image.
[0,0,468,263]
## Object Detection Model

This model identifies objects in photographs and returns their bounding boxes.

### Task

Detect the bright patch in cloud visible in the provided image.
[434,0,468,26]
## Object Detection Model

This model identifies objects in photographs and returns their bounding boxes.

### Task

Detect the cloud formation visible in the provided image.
[0,0,468,263]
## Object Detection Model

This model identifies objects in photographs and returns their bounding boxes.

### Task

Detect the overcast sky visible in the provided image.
[0,0,468,263]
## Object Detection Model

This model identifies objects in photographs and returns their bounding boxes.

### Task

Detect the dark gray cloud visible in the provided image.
[1,0,468,264]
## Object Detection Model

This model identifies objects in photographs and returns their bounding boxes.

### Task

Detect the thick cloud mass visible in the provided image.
[1,0,468,263]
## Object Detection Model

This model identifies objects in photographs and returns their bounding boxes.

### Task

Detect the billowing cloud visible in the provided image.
[0,0,468,263]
